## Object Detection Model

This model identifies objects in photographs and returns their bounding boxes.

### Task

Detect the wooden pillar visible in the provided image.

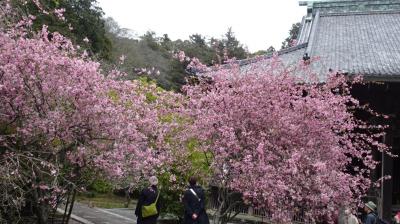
[381,133,393,220]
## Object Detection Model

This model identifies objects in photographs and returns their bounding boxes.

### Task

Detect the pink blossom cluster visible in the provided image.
[53,8,66,21]
[173,50,187,62]
[133,67,161,76]
[173,50,210,73]
[182,58,387,222]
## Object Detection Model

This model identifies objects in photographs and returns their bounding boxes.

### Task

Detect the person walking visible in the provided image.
[135,176,161,224]
[338,206,359,224]
[182,176,209,224]
[343,207,359,224]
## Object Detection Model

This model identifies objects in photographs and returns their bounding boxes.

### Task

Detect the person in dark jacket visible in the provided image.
[135,176,161,224]
[362,201,377,224]
[182,176,209,224]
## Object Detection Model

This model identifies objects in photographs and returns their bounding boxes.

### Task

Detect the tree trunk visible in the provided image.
[65,188,77,224]
[61,188,72,224]
[212,187,243,224]
[32,188,48,224]
[125,188,131,208]
[213,187,227,224]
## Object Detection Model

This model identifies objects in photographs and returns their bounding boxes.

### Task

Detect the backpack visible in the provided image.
[142,190,160,218]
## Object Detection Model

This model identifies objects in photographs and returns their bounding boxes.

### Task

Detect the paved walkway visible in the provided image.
[67,202,137,224]
[67,202,257,224]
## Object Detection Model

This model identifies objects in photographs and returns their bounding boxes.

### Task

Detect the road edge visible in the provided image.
[56,208,95,224]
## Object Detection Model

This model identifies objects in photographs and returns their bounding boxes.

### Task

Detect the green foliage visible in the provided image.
[104,18,182,90]
[158,179,184,220]
[250,46,276,57]
[77,193,135,208]
[89,179,114,194]
[176,34,218,65]
[80,191,97,198]
[16,0,112,60]
[281,22,301,49]
[0,122,16,136]
[108,90,120,102]
[159,113,174,123]
[145,92,157,103]
[104,18,249,92]
[160,148,211,218]
[222,27,248,60]
[186,138,211,173]
[266,46,276,54]
[150,115,211,219]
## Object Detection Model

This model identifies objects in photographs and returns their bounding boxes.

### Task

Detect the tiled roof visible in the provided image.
[240,44,308,75]
[240,0,400,81]
[297,16,313,45]
[195,43,308,75]
[198,0,400,81]
[308,11,400,79]
[309,0,400,14]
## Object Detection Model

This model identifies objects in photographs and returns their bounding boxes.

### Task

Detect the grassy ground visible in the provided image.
[76,193,137,209]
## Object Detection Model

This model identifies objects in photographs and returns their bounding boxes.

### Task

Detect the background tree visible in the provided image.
[251,45,276,57]
[13,0,112,59]
[223,27,247,59]
[266,45,276,54]
[104,19,176,89]
[104,19,250,91]
[160,33,173,51]
[172,36,213,66]
[281,22,301,49]
[222,27,248,60]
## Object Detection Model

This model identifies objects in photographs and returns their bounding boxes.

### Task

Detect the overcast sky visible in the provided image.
[97,0,307,53]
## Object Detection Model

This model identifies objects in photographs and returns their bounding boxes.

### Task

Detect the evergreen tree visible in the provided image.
[17,0,112,59]
[281,22,301,49]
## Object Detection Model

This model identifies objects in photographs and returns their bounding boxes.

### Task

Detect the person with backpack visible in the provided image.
[135,176,161,224]
[182,176,210,224]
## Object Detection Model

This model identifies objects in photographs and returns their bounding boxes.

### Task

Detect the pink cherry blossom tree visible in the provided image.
[182,59,388,223]
[0,1,181,222]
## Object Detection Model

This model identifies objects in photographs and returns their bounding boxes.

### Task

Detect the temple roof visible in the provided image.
[209,0,400,81]
[307,10,400,80]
